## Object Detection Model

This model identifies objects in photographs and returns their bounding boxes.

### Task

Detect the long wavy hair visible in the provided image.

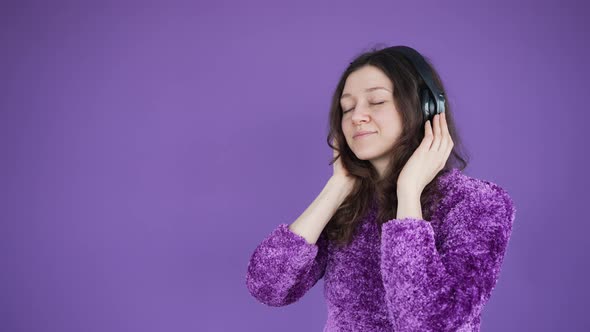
[325,44,470,248]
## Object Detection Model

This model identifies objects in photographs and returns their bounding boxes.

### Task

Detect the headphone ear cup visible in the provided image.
[420,88,435,121]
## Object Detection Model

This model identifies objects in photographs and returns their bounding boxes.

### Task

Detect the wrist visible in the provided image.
[328,176,354,200]
[330,174,354,187]
[397,188,422,201]
[396,192,423,220]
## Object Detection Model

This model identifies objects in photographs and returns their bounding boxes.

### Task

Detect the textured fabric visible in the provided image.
[246,168,516,332]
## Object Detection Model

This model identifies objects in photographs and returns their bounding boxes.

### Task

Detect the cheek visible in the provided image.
[381,110,402,126]
[341,120,351,133]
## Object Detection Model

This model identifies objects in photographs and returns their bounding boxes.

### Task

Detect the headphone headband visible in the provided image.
[384,46,446,119]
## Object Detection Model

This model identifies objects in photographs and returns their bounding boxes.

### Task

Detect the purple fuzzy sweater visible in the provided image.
[246,168,516,331]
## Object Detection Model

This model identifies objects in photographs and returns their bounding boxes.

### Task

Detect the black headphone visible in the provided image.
[384,46,446,122]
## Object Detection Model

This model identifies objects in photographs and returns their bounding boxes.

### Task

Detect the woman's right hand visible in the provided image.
[331,137,356,186]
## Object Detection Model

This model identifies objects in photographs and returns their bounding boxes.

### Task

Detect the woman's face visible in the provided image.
[340,65,403,178]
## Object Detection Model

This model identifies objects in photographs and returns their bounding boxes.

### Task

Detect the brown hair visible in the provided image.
[325,44,470,248]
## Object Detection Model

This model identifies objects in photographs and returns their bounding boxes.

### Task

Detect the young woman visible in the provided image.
[245,45,516,332]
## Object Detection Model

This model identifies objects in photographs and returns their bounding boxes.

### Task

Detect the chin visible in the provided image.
[352,150,378,161]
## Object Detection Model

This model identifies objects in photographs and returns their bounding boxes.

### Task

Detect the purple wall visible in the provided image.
[2,1,588,331]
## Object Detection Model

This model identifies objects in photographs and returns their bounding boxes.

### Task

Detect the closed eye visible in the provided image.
[343,101,385,113]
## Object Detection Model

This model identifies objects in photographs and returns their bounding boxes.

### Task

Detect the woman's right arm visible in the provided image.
[289,175,353,245]
[245,175,353,306]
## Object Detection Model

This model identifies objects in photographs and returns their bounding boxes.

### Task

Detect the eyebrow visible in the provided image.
[340,86,391,100]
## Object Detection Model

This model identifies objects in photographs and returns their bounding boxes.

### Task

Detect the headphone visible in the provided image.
[383,46,446,122]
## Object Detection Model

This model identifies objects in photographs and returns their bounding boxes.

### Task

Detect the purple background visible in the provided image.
[1,1,588,331]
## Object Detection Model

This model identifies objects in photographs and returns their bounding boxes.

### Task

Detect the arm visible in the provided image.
[246,176,351,306]
[380,182,516,331]
[246,224,329,306]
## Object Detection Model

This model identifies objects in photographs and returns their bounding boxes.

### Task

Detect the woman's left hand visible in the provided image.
[397,112,454,197]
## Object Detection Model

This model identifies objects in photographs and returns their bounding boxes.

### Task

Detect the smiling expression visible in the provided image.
[340,65,404,177]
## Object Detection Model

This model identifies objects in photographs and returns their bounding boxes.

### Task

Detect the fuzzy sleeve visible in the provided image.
[245,223,329,307]
[379,183,516,331]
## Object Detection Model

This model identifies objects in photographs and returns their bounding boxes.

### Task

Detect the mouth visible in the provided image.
[353,132,375,139]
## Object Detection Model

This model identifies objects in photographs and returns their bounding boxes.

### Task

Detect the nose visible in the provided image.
[351,102,371,125]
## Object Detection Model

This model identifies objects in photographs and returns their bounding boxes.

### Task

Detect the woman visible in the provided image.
[245,45,516,332]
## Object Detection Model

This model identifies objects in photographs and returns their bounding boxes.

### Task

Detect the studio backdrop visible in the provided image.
[1,1,588,331]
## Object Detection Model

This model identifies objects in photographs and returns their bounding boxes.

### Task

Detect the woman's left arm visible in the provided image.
[380,183,516,332]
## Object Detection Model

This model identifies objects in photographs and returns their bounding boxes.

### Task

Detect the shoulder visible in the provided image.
[435,168,516,223]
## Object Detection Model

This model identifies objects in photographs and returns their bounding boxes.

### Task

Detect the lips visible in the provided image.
[353,131,376,139]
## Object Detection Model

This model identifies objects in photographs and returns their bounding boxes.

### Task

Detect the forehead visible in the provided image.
[341,66,392,100]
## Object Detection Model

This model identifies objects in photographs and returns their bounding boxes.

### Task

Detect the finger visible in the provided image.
[441,112,450,139]
[440,112,453,151]
[439,113,453,158]
[439,112,451,152]
[332,137,337,157]
[431,114,442,151]
[437,113,444,150]
[422,120,434,149]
